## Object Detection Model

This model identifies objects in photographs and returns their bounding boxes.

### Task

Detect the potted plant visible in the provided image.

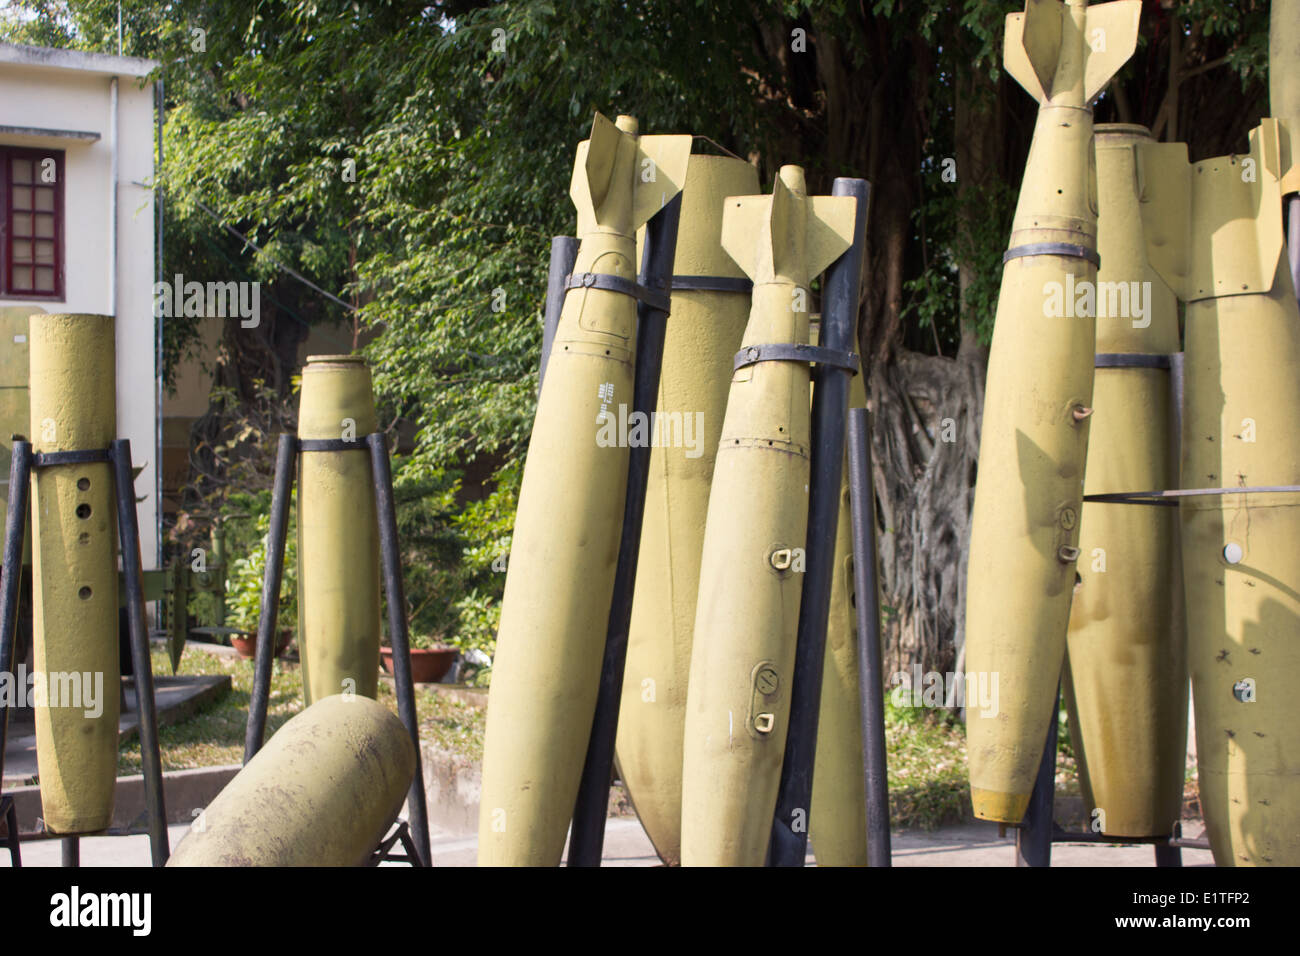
[381,632,457,684]
[225,504,298,661]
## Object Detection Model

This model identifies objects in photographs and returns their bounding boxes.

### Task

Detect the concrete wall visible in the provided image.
[0,43,159,567]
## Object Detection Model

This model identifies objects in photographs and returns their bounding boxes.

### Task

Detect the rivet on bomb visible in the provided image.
[770,548,794,571]
[1232,678,1256,703]
[754,713,775,734]
[1058,545,1081,563]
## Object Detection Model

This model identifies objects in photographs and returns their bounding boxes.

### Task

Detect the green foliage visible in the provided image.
[1057,701,1075,760]
[3,0,1275,676]
[222,490,297,634]
[903,179,1016,349]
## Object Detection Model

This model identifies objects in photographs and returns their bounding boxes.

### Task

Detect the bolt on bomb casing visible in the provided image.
[1137,120,1300,866]
[297,355,381,705]
[809,367,870,866]
[679,166,856,867]
[28,313,120,834]
[965,0,1140,824]
[1063,124,1187,839]
[477,114,691,866]
[613,154,759,867]
[167,695,414,866]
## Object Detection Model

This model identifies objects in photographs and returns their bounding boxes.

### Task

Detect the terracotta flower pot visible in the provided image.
[230,630,292,661]
[380,646,457,684]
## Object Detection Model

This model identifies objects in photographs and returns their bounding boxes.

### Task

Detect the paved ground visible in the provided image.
[3,675,230,784]
[1,818,1214,867]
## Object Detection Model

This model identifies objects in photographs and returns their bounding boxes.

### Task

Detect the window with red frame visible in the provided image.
[1,147,64,298]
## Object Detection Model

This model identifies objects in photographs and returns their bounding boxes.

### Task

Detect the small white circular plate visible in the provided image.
[1223,542,1244,565]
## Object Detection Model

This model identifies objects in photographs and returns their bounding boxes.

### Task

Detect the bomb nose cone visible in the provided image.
[778,164,807,194]
[305,353,366,366]
[615,114,639,135]
[1094,122,1153,142]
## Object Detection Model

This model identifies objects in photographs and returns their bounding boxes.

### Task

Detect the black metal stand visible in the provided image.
[1287,195,1299,312]
[847,407,891,867]
[243,431,431,867]
[111,439,170,867]
[367,819,423,867]
[0,439,30,866]
[0,795,18,866]
[769,178,872,867]
[368,432,431,868]
[243,433,296,764]
[1016,685,1061,867]
[540,237,579,389]
[1014,685,1202,866]
[568,195,684,867]
[0,438,170,866]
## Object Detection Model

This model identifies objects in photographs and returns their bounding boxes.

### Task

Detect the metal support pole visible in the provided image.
[1169,351,1185,473]
[1154,843,1183,867]
[168,556,188,674]
[1015,684,1060,868]
[0,440,31,791]
[1166,348,1188,872]
[2,797,19,866]
[61,836,79,867]
[243,433,297,763]
[211,518,227,628]
[1287,195,1300,311]
[110,439,169,866]
[540,236,579,388]
[367,431,431,868]
[769,177,871,867]
[568,194,683,866]
[846,408,891,866]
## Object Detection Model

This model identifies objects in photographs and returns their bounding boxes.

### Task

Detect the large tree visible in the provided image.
[2,0,1273,671]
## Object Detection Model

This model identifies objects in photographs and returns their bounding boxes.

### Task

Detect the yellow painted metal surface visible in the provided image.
[1271,0,1300,195]
[478,114,691,866]
[167,695,415,866]
[29,313,119,834]
[679,166,856,866]
[297,355,381,704]
[966,0,1138,824]
[1063,124,1187,839]
[613,154,759,867]
[1138,122,1300,866]
[809,370,870,866]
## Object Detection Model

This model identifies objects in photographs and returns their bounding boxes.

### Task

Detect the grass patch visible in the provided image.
[884,700,1079,830]
[118,646,486,774]
[129,647,1119,834]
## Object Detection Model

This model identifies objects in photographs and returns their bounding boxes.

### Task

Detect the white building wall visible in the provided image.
[0,44,159,569]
